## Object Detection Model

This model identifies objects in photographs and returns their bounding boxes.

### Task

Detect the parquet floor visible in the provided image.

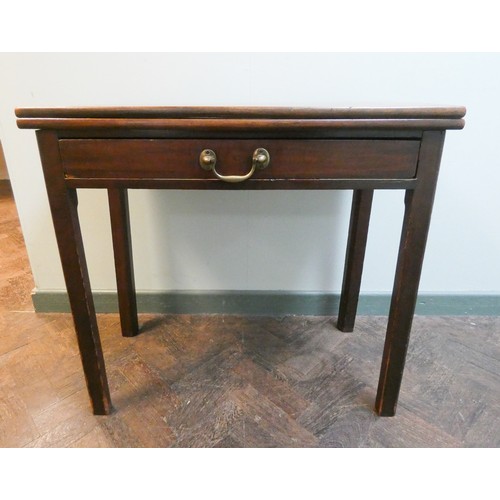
[1,181,499,447]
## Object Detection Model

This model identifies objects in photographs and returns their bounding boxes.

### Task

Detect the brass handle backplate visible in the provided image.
[199,148,270,183]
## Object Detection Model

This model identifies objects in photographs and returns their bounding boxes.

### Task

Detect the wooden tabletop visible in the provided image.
[16,106,466,130]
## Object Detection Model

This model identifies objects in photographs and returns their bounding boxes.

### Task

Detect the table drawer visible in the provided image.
[59,139,420,181]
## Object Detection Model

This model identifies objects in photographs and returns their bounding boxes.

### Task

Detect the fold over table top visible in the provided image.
[16,106,466,131]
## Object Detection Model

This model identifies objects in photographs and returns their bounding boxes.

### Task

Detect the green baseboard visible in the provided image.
[31,290,500,316]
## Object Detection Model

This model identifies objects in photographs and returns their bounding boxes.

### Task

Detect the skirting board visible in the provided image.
[32,290,500,316]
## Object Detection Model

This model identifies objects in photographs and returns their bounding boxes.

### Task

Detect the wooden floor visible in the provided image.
[1,180,499,447]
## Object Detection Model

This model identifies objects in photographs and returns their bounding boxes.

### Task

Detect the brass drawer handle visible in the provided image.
[199,148,270,183]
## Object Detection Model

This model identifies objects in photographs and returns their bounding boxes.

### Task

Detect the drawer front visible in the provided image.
[59,139,420,181]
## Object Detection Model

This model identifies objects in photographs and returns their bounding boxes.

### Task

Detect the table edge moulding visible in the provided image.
[16,106,466,416]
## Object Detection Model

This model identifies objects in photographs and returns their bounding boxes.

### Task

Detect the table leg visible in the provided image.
[36,131,113,415]
[375,131,446,416]
[337,189,373,332]
[108,188,139,337]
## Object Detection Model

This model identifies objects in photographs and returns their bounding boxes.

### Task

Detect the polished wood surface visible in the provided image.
[16,117,465,132]
[337,189,374,333]
[59,139,420,181]
[108,188,139,338]
[36,131,112,415]
[15,105,467,119]
[17,106,465,416]
[375,131,445,415]
[16,106,466,131]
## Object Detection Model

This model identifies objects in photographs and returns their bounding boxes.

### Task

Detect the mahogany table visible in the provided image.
[16,106,465,416]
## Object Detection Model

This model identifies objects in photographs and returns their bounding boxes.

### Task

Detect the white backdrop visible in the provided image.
[1,53,498,295]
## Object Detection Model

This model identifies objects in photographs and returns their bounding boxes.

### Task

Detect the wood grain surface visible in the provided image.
[59,139,420,180]
[15,105,466,131]
[15,105,467,119]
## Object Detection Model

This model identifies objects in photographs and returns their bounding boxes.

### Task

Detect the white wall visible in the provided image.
[0,53,499,295]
